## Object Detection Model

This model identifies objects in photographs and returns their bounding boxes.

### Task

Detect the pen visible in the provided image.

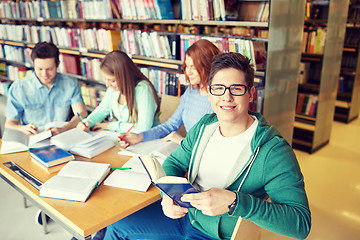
[120,126,134,140]
[111,167,131,170]
[76,112,84,121]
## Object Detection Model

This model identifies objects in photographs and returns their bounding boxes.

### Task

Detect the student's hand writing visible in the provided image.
[20,123,38,135]
[92,122,109,131]
[181,188,236,216]
[77,121,91,132]
[161,131,184,145]
[118,132,143,148]
[161,194,188,219]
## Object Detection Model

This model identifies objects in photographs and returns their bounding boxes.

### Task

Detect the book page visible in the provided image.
[50,128,92,150]
[104,170,151,192]
[39,175,98,202]
[2,128,29,146]
[58,161,110,184]
[89,130,119,142]
[118,139,178,160]
[28,130,52,147]
[140,155,166,181]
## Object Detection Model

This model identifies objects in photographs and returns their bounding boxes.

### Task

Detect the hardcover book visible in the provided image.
[29,145,74,168]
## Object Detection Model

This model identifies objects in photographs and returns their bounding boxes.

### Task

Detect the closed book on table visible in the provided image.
[31,157,67,174]
[29,145,74,168]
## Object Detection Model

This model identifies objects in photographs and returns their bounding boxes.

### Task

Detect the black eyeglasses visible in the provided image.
[209,84,250,96]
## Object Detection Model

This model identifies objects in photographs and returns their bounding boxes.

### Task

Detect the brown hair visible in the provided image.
[209,52,254,88]
[100,50,160,124]
[182,39,221,90]
[31,42,60,66]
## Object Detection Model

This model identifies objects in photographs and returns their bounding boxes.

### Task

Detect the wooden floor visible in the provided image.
[1,117,360,239]
[262,116,360,240]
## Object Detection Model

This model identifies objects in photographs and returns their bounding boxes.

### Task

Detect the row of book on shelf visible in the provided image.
[0,23,267,72]
[0,0,172,20]
[338,76,354,94]
[296,93,318,117]
[341,54,358,70]
[0,0,270,22]
[121,30,267,71]
[301,27,327,55]
[344,27,360,46]
[1,24,121,53]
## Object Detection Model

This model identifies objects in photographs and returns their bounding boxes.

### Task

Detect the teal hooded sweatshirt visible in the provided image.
[163,112,311,240]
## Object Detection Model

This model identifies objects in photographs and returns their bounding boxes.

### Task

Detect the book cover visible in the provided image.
[29,145,74,168]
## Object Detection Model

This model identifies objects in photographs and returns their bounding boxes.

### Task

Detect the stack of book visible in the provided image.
[29,145,75,174]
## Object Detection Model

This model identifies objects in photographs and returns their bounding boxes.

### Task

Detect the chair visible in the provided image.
[230,217,261,240]
[159,94,186,137]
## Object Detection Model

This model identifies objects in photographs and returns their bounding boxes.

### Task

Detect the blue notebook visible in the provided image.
[29,145,74,168]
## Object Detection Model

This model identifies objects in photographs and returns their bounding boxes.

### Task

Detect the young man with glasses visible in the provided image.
[104,52,311,240]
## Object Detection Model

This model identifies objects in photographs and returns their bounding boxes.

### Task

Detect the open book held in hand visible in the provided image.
[39,161,110,202]
[0,128,52,154]
[50,128,115,158]
[139,156,198,208]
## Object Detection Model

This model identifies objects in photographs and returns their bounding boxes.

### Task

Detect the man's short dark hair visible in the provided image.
[208,52,255,88]
[31,42,60,66]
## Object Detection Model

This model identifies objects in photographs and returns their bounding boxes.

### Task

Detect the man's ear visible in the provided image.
[248,86,255,102]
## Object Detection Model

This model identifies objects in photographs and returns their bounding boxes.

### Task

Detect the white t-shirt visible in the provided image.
[195,117,258,191]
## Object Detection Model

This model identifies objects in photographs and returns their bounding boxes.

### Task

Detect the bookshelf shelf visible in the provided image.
[0,17,269,28]
[294,0,350,153]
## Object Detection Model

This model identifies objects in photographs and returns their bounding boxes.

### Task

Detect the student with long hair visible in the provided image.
[118,39,221,146]
[77,50,160,133]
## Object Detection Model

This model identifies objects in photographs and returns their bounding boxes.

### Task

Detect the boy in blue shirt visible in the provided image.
[5,42,87,136]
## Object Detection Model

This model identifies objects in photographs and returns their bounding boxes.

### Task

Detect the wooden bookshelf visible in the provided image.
[293,0,350,153]
[0,0,308,143]
[334,2,360,123]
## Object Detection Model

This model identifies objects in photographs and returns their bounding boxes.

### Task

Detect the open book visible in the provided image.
[50,128,115,158]
[104,155,198,207]
[118,139,178,162]
[139,156,198,208]
[0,128,52,154]
[39,161,110,202]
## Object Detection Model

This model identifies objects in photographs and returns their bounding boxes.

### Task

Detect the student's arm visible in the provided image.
[4,118,38,135]
[141,90,188,142]
[108,82,158,132]
[81,88,113,129]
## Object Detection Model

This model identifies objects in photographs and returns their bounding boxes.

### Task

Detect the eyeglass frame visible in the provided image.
[209,84,251,96]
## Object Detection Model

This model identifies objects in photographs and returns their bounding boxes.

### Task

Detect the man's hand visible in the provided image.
[118,132,143,148]
[161,131,184,145]
[181,188,236,216]
[161,194,188,219]
[20,123,38,135]
[48,127,64,136]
